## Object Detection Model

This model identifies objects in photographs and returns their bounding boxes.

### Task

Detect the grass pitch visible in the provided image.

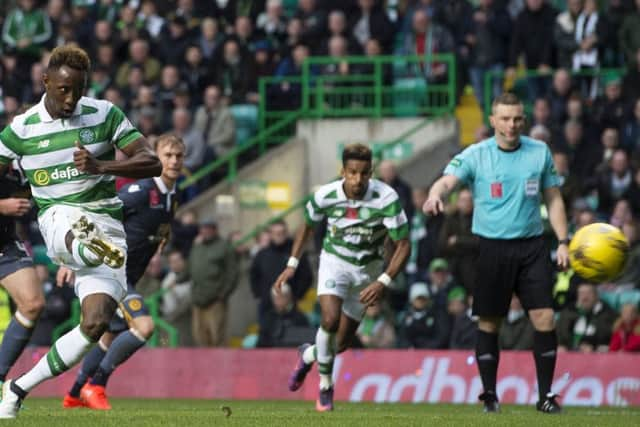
[10,399,640,426]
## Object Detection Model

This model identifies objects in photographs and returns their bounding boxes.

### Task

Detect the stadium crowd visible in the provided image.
[1,0,640,352]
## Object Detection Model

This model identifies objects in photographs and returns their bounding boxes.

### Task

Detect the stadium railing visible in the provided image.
[180,53,456,190]
[231,114,445,248]
[482,67,626,121]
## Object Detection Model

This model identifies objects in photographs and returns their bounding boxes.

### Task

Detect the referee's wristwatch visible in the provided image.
[558,238,570,246]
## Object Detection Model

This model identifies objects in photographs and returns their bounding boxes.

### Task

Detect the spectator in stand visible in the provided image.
[114,4,144,45]
[467,0,512,108]
[121,65,145,110]
[2,0,52,74]
[269,43,310,110]
[171,107,207,172]
[167,0,202,34]
[322,10,361,55]
[553,150,582,208]
[614,220,640,287]
[356,302,396,349]
[21,62,45,105]
[609,304,640,352]
[553,0,582,70]
[397,9,455,84]
[499,295,535,350]
[437,0,474,99]
[405,188,430,284]
[129,85,157,125]
[156,65,184,128]
[182,44,209,99]
[349,0,395,54]
[592,74,626,133]
[278,17,304,61]
[256,0,288,54]
[595,149,638,216]
[136,106,162,139]
[257,283,312,348]
[447,287,475,349]
[159,15,193,66]
[189,221,238,347]
[234,16,260,54]
[437,188,478,293]
[623,49,640,104]
[138,0,166,40]
[89,20,122,64]
[605,0,635,67]
[172,210,200,256]
[426,258,457,312]
[250,220,312,325]
[294,0,327,54]
[507,0,557,100]
[557,282,617,353]
[198,17,224,63]
[94,42,118,77]
[561,120,600,180]
[46,0,68,48]
[160,249,193,347]
[623,98,640,153]
[211,38,259,105]
[115,38,161,89]
[194,85,236,158]
[399,282,451,349]
[134,253,164,298]
[610,199,634,229]
[619,0,640,66]
[573,0,608,100]
[254,41,277,80]
[547,69,573,129]
[378,160,414,220]
[529,97,553,134]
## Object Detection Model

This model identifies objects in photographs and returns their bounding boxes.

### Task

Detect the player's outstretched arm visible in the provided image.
[74,138,162,179]
[272,222,314,293]
[544,186,570,269]
[424,174,459,216]
[359,238,410,305]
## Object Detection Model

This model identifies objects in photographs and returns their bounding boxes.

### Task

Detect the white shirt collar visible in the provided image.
[153,176,176,195]
[37,94,83,122]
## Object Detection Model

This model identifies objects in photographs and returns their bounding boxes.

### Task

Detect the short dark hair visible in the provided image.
[47,45,91,73]
[492,92,522,110]
[342,143,372,167]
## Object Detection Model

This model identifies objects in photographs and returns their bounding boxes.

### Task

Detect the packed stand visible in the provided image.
[1,0,640,350]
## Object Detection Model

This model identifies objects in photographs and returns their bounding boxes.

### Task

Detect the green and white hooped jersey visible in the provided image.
[0,95,142,220]
[305,179,409,266]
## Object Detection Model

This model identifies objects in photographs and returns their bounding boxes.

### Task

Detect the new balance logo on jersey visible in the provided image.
[38,139,50,148]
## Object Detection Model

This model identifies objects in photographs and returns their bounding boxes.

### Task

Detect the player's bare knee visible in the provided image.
[80,315,111,341]
[478,317,501,334]
[320,314,340,333]
[19,295,45,320]
[132,317,155,339]
[529,308,554,331]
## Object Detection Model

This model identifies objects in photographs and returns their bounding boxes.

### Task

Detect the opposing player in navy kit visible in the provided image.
[62,134,185,409]
[0,165,45,390]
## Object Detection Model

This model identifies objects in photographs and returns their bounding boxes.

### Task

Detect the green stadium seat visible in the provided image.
[230,104,258,146]
[392,77,427,117]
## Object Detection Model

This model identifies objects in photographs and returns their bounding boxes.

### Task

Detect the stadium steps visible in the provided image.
[454,86,483,147]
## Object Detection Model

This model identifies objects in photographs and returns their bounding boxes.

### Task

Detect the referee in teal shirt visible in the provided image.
[425,93,569,414]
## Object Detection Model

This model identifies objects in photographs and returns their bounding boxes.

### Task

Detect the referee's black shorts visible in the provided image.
[472,235,553,317]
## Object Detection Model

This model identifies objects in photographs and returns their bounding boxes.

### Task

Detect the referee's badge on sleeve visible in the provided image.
[525,179,539,196]
[490,182,503,198]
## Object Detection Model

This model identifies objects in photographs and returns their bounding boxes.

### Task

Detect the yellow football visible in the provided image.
[569,223,629,283]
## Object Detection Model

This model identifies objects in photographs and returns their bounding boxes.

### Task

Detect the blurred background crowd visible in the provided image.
[1,0,640,353]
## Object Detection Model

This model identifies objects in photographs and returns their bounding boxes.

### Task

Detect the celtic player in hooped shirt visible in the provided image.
[274,143,411,411]
[0,46,161,418]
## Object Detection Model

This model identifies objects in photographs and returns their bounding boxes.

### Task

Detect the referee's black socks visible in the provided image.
[533,330,557,401]
[476,330,499,394]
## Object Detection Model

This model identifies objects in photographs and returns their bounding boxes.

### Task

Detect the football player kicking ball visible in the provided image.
[0,46,161,418]
[61,134,185,409]
[273,144,410,411]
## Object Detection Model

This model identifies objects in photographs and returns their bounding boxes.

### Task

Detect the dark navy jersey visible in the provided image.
[118,177,177,286]
[0,165,30,245]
